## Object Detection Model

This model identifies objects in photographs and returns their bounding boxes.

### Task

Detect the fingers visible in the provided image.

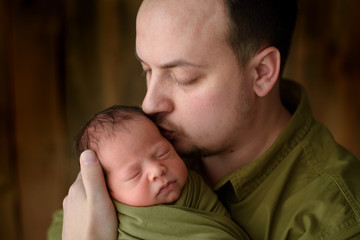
[76,172,82,181]
[63,173,83,207]
[61,150,117,240]
[79,150,108,202]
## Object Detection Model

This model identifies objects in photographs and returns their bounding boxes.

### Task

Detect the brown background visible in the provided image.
[1,0,359,239]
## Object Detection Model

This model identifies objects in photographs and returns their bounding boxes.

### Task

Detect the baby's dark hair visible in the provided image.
[75,105,145,159]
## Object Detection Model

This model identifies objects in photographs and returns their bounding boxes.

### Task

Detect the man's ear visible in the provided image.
[251,47,281,97]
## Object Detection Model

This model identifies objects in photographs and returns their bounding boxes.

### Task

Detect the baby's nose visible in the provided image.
[149,164,167,182]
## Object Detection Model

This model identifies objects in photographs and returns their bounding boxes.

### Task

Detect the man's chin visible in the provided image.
[173,141,204,159]
[173,142,192,156]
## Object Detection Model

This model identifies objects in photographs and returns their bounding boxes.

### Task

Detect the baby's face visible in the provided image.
[98,116,188,206]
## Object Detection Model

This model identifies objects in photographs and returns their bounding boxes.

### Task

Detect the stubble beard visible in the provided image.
[152,115,210,159]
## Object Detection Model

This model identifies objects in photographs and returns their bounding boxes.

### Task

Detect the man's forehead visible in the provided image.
[137,0,225,30]
[136,0,229,66]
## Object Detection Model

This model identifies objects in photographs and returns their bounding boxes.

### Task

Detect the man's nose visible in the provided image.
[148,163,167,182]
[142,72,174,115]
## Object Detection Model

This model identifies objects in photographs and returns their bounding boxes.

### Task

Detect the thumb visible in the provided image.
[79,149,109,202]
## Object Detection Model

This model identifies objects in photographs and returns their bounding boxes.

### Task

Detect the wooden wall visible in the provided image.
[284,0,360,157]
[1,0,359,239]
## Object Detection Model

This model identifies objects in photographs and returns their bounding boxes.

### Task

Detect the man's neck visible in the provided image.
[201,98,291,186]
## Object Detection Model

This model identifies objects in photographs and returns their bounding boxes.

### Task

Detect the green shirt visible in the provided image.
[214,80,360,240]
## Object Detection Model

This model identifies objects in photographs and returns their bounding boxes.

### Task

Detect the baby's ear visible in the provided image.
[252,47,281,97]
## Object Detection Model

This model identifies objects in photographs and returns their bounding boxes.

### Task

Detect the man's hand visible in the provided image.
[62,150,118,240]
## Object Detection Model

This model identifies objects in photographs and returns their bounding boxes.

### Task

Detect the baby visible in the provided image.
[76,105,188,207]
[48,105,249,240]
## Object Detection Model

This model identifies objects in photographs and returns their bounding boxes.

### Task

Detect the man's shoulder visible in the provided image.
[223,118,360,239]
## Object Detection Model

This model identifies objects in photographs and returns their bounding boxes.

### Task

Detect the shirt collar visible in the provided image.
[214,80,314,200]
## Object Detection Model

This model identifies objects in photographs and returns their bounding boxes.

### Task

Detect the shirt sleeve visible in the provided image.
[47,209,63,240]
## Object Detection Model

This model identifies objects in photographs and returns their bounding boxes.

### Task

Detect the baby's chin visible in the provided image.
[161,189,182,205]
[110,194,181,207]
[109,186,183,207]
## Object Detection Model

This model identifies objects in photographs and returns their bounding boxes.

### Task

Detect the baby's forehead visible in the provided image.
[99,115,159,146]
[106,114,150,134]
[121,115,158,133]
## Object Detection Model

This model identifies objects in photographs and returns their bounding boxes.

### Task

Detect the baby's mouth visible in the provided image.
[158,181,177,196]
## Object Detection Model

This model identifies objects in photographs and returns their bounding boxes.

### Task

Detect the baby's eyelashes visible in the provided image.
[156,148,171,160]
[124,169,142,182]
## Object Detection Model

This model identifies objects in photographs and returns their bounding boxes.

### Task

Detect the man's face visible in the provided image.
[98,116,188,207]
[136,0,256,158]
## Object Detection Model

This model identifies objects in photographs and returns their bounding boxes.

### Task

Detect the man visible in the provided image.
[61,0,360,239]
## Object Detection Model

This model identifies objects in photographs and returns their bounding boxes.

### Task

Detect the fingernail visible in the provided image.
[81,150,97,166]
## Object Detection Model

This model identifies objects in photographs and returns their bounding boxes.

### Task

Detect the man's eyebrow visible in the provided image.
[135,52,204,69]
[159,59,204,69]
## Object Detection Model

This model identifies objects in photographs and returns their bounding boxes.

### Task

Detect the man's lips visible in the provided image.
[159,127,175,140]
[157,181,177,196]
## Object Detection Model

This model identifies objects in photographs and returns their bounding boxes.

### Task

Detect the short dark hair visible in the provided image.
[224,0,298,73]
[75,105,144,159]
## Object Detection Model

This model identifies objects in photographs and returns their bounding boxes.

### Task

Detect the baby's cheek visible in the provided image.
[105,174,126,201]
